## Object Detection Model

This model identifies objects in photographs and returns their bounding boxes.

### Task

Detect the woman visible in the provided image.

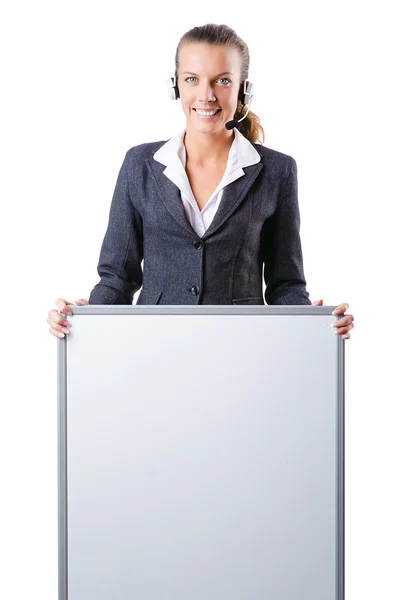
[47,23,354,339]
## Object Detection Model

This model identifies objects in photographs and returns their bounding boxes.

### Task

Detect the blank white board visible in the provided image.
[58,305,344,600]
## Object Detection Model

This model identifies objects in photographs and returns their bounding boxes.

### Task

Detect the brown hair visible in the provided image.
[175,23,265,145]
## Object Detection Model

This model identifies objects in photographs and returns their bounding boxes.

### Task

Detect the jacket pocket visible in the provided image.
[136,290,163,305]
[232,296,264,305]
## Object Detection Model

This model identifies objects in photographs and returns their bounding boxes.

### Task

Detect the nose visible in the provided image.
[197,81,217,102]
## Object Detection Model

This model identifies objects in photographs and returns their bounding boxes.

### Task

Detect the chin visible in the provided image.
[189,119,226,134]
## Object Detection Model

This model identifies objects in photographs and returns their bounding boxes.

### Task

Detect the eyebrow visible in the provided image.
[181,71,234,77]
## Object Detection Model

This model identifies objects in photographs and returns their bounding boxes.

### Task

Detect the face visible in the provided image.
[177,42,242,135]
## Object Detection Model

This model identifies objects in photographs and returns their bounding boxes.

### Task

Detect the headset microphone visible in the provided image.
[225,93,254,130]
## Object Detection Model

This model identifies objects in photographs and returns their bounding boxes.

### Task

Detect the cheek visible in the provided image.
[222,91,239,110]
[181,94,194,112]
[180,99,188,115]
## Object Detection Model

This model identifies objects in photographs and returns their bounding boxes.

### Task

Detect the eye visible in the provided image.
[184,76,231,85]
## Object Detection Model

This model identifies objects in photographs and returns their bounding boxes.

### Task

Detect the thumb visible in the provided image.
[312,298,324,306]
[74,298,89,305]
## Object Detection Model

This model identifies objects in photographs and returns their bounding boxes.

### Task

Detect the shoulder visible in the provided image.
[116,139,169,180]
[124,139,168,164]
[253,143,297,173]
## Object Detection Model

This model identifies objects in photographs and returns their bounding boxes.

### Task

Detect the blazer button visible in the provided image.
[193,241,203,249]
[190,285,199,295]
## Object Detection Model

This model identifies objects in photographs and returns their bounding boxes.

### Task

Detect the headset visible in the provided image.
[166,76,254,130]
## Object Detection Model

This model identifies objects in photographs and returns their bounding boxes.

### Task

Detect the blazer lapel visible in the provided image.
[146,158,263,239]
[147,158,198,236]
[202,162,263,238]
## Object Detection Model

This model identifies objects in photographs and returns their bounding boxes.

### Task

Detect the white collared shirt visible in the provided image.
[153,128,261,237]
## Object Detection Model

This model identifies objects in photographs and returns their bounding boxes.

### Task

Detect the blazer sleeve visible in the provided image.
[88,150,143,305]
[263,156,311,305]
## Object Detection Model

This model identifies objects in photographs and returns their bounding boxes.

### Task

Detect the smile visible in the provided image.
[193,108,222,118]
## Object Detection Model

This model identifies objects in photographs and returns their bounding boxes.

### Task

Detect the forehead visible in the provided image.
[178,42,241,75]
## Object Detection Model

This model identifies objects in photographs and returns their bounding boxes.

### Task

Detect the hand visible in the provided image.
[312,299,354,340]
[47,297,88,338]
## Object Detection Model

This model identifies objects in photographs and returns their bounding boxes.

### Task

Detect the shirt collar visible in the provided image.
[153,127,261,170]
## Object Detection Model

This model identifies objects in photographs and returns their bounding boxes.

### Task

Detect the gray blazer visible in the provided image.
[88,139,311,306]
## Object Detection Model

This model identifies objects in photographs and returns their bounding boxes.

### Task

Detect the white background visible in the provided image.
[1,1,396,598]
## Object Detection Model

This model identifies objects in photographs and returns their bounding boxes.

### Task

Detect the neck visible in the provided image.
[183,127,235,167]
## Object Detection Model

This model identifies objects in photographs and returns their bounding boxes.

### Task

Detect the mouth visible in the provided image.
[193,108,222,119]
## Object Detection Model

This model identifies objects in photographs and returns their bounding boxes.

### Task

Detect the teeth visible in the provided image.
[195,109,219,116]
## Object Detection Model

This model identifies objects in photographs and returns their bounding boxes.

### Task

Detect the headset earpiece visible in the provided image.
[167,76,179,100]
[240,79,254,105]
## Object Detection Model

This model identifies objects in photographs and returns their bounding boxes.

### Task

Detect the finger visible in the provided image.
[47,308,70,327]
[74,298,88,305]
[48,308,67,323]
[333,315,354,328]
[55,297,73,316]
[333,322,354,335]
[48,325,69,338]
[332,302,349,315]
[47,316,70,335]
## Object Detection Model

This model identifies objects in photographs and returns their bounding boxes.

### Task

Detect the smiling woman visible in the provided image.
[175,24,264,146]
[47,22,354,342]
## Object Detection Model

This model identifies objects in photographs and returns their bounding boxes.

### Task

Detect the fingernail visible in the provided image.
[62,328,69,334]
[58,332,65,338]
